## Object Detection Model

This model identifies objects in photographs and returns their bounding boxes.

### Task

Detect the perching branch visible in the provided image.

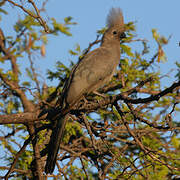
[0,78,179,124]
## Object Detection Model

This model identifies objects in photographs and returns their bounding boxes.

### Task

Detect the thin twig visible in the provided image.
[4,137,31,179]
[6,0,49,32]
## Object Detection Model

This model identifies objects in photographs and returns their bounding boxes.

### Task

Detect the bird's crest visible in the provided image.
[106,8,124,28]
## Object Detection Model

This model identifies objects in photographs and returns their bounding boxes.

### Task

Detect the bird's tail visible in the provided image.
[45,114,67,174]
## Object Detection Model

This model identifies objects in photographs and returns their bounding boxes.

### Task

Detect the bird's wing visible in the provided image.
[63,46,120,106]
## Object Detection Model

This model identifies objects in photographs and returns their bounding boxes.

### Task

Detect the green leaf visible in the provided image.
[152,28,160,42]
[75,44,81,52]
[51,18,72,36]
[171,135,180,149]
[97,27,107,34]
[41,35,48,44]
[7,101,14,114]
[121,44,134,57]
[69,49,78,56]
[64,16,72,24]
[14,15,39,32]
[58,24,72,36]
[26,68,33,80]
[22,81,30,87]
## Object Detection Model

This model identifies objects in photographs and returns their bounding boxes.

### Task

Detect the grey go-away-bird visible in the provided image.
[44,8,126,174]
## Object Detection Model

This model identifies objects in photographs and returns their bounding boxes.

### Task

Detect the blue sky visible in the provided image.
[45,0,180,86]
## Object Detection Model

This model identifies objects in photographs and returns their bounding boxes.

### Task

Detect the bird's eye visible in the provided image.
[112,30,117,35]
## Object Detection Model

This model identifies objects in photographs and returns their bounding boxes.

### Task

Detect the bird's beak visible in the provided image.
[120,32,126,39]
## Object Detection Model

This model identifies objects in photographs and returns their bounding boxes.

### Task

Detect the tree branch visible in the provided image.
[0,112,43,124]
[28,124,44,179]
[0,32,36,112]
[0,79,179,124]
[0,72,35,112]
[6,0,49,32]
[4,137,31,179]
[78,79,180,113]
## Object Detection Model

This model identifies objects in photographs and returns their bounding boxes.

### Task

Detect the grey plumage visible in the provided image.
[45,8,125,174]
[106,8,124,29]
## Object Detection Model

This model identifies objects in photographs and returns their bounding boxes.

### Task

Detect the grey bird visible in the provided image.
[45,8,125,174]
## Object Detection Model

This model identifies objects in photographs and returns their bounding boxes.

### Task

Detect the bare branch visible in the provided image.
[28,124,44,179]
[4,137,31,179]
[6,0,49,32]
[0,112,42,124]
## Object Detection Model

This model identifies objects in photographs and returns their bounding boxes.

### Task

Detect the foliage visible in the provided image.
[0,1,179,180]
